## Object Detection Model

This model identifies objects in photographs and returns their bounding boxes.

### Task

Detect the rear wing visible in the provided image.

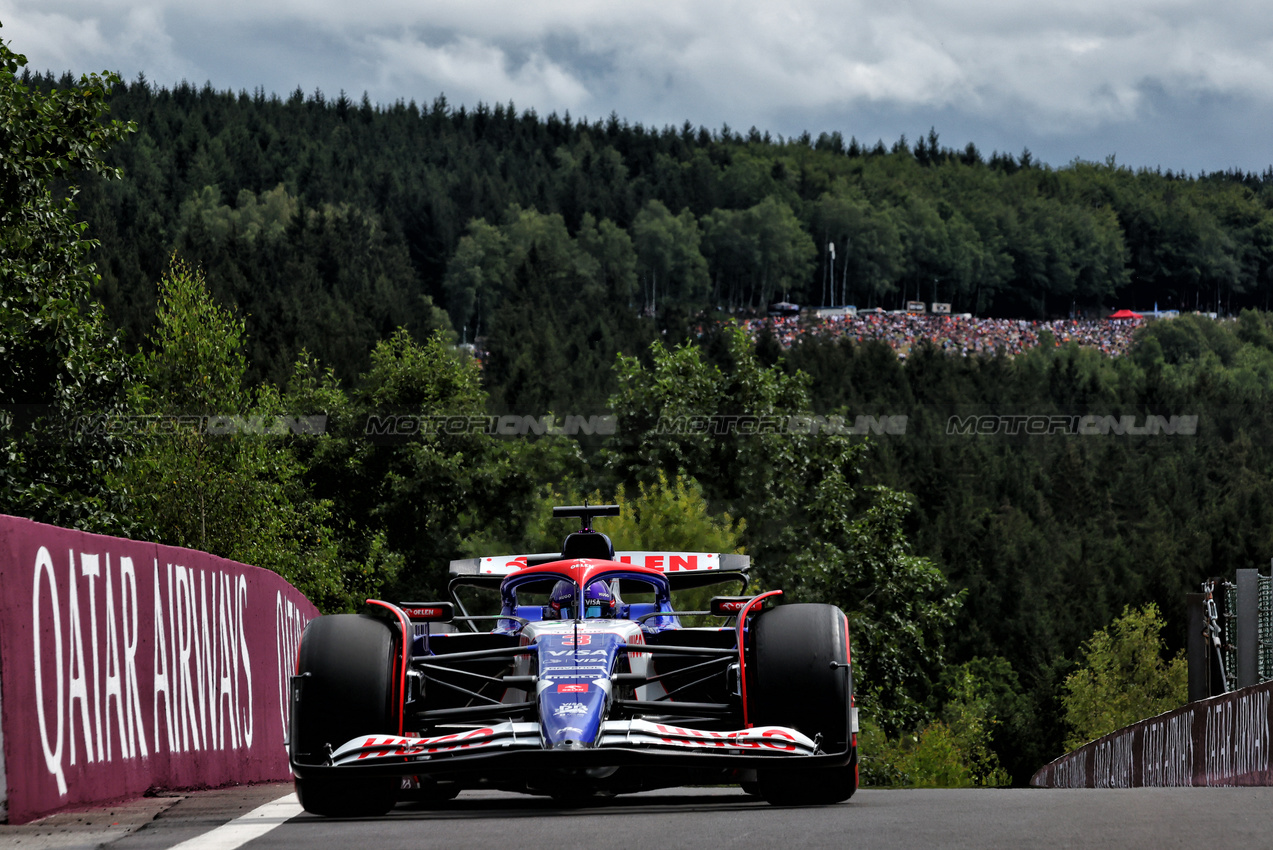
[450,551,750,580]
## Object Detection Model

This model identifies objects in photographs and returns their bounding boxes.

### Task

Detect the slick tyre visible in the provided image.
[292,614,399,817]
[750,603,857,806]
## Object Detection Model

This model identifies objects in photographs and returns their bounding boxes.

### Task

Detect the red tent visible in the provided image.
[1107,309,1142,319]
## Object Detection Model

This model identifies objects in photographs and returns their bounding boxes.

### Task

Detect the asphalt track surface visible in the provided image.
[8,783,1273,850]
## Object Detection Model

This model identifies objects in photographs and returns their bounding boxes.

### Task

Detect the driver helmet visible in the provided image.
[548,580,616,619]
[548,580,576,619]
[583,580,616,618]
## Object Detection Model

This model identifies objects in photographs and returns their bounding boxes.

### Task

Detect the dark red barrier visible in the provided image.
[1031,681,1273,787]
[0,515,318,823]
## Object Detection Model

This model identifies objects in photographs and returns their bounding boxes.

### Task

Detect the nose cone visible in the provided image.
[540,685,606,750]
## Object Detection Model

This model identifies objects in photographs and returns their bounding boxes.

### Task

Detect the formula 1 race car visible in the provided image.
[289,505,858,815]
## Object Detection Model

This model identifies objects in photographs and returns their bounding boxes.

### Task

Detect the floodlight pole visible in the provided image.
[827,241,835,307]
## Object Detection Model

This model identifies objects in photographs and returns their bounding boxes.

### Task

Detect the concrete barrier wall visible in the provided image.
[1031,680,1273,788]
[0,515,318,823]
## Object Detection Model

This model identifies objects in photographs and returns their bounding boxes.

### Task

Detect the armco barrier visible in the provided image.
[0,515,318,823]
[1031,680,1273,788]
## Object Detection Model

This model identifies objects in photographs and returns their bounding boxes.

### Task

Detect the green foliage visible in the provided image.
[443,217,509,338]
[608,324,961,733]
[37,72,1273,442]
[700,197,815,309]
[941,655,1038,783]
[796,485,963,733]
[362,326,484,411]
[806,183,905,306]
[141,253,249,410]
[177,183,298,244]
[861,718,977,788]
[474,206,660,413]
[632,200,710,311]
[116,257,374,611]
[783,316,1273,775]
[859,661,1011,788]
[477,470,746,621]
[172,185,452,387]
[938,664,1013,786]
[19,33,1273,781]
[504,470,745,557]
[282,327,558,603]
[1061,603,1187,750]
[0,27,137,532]
[56,73,1273,403]
[856,713,907,786]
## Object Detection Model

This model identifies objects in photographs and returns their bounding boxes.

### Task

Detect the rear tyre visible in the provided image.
[292,614,399,817]
[749,603,857,806]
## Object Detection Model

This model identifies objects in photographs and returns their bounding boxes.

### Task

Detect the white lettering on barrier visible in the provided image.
[1204,690,1270,785]
[30,547,265,797]
[67,551,93,766]
[178,565,192,750]
[239,575,253,748]
[122,557,147,758]
[82,554,104,762]
[153,561,173,753]
[103,557,125,760]
[198,571,215,749]
[1093,731,1134,788]
[1059,753,1089,788]
[33,547,66,795]
[218,573,239,751]
[1052,753,1088,788]
[1142,713,1192,787]
[275,591,310,743]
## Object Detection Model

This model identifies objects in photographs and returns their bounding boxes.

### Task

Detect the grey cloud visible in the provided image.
[2,0,1271,171]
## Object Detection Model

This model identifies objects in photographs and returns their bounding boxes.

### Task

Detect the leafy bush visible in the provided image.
[1061,603,1186,750]
[859,661,1011,787]
[505,470,745,557]
[609,326,962,734]
[115,257,380,611]
[0,30,137,533]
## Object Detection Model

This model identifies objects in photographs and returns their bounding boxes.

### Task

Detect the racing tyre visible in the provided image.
[292,614,399,817]
[749,603,857,806]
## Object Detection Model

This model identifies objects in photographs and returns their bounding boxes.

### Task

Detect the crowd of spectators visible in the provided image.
[733,311,1146,358]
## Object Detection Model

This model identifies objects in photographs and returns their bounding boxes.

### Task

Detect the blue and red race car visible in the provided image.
[289,505,858,814]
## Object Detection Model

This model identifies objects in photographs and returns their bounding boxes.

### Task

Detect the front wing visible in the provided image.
[291,721,853,778]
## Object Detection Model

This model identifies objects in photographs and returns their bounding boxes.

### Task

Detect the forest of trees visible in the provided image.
[8,44,1273,786]
[27,70,1267,403]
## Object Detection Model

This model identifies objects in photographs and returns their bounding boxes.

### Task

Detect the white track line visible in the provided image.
[167,792,303,850]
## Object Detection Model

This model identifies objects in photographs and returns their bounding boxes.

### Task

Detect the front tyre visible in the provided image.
[292,614,399,817]
[749,603,857,806]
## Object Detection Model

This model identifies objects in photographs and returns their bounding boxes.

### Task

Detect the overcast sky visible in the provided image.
[3,0,1271,175]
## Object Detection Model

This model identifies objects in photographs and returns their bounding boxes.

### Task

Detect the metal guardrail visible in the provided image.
[1032,679,1273,788]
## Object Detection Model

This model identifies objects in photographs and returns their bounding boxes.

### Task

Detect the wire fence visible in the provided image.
[1213,571,1273,692]
[1224,580,1237,691]
[1261,573,1273,683]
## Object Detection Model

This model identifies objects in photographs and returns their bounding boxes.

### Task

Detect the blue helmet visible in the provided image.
[549,580,616,619]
